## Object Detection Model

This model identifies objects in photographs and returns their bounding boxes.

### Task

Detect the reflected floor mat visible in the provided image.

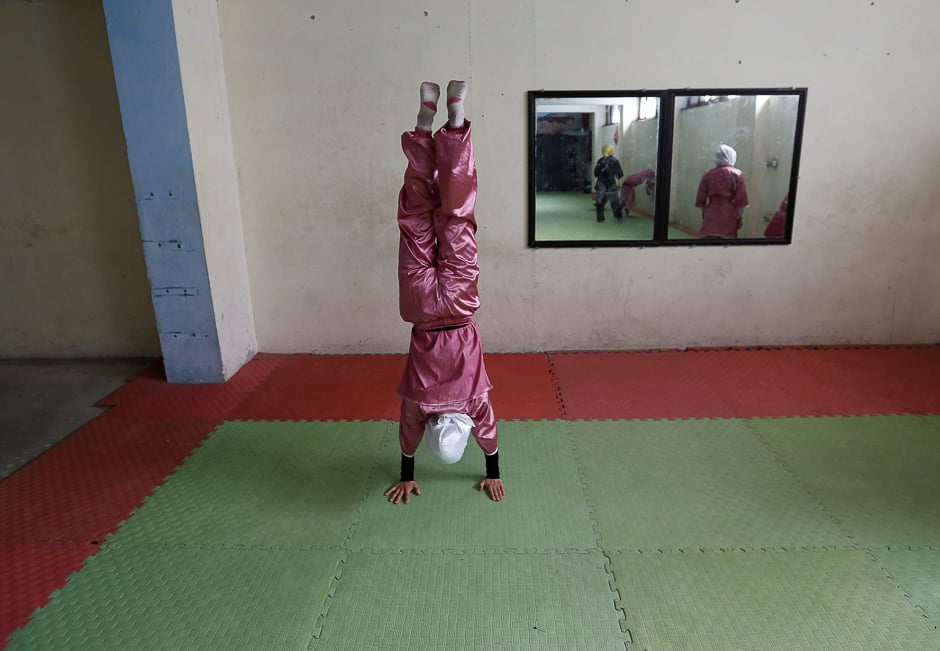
[313,550,628,650]
[872,548,940,626]
[349,420,597,552]
[751,415,940,547]
[570,419,849,551]
[610,548,939,650]
[110,421,391,547]
[5,543,342,651]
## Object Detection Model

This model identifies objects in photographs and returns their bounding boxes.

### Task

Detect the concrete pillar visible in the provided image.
[102,0,256,383]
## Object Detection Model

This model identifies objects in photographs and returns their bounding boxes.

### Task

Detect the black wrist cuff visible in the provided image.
[400,454,415,482]
[485,451,500,479]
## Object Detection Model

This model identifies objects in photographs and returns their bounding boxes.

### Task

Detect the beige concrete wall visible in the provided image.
[218,0,940,352]
[4,1,939,357]
[0,0,158,357]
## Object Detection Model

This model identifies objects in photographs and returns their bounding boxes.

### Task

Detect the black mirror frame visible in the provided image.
[527,88,808,248]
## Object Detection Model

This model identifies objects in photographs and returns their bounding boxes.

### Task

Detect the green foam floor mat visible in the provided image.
[5,543,343,650]
[750,415,940,547]
[872,548,940,626]
[11,416,939,649]
[610,548,940,650]
[349,420,597,551]
[570,419,849,551]
[109,420,391,547]
[312,550,628,650]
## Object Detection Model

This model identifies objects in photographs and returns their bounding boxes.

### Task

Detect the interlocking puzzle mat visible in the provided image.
[0,542,91,640]
[0,418,219,544]
[8,414,940,649]
[6,543,342,650]
[611,548,938,650]
[313,550,627,650]
[110,420,391,547]
[348,420,597,552]
[552,346,940,419]
[5,348,940,649]
[872,548,940,624]
[570,418,851,551]
[749,415,940,547]
[228,354,404,422]
[97,354,284,420]
[481,354,562,420]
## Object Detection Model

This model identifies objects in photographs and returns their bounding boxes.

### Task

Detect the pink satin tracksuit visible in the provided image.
[619,168,656,212]
[695,166,749,238]
[396,122,497,457]
[764,195,789,238]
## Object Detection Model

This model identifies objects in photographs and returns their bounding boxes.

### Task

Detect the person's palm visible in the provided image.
[385,481,421,504]
[478,478,504,501]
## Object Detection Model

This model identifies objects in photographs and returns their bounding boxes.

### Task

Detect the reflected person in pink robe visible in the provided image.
[619,168,656,216]
[385,81,504,505]
[764,194,789,238]
[696,144,749,238]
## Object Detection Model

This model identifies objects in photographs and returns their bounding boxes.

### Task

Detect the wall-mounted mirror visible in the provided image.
[528,88,807,247]
[529,92,664,246]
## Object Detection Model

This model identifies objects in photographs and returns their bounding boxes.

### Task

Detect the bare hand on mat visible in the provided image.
[478,478,504,501]
[385,480,421,504]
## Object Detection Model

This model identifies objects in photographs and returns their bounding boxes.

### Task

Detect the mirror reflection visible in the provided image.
[531,95,662,243]
[528,89,806,247]
[668,93,801,241]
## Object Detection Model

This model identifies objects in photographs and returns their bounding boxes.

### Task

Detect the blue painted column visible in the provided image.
[102,0,256,383]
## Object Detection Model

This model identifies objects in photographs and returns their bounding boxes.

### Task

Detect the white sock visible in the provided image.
[416,82,440,131]
[446,79,468,128]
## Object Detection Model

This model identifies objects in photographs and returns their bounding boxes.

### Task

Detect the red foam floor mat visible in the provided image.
[483,353,562,420]
[551,346,940,420]
[0,417,218,544]
[819,347,940,414]
[97,353,284,420]
[0,542,92,645]
[230,353,562,422]
[551,350,736,420]
[682,348,899,417]
[227,354,405,421]
[3,346,939,647]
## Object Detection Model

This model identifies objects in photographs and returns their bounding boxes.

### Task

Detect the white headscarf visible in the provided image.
[424,413,474,464]
[715,144,737,167]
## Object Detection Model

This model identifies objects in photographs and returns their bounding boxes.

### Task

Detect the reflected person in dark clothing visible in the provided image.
[593,144,624,222]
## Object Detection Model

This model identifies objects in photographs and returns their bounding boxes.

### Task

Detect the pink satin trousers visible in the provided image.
[396,123,497,457]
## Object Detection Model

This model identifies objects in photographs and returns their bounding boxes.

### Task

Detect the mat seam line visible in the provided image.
[865,549,940,631]
[308,420,397,645]
[545,353,569,419]
[743,418,860,551]
[564,419,633,648]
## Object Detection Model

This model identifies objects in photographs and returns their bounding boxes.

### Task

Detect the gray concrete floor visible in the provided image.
[0,359,153,480]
